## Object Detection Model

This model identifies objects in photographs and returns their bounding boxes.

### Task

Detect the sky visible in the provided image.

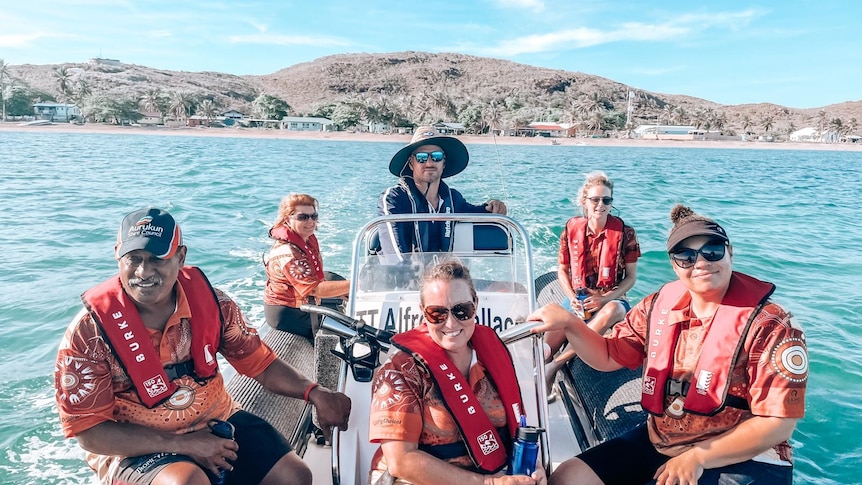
[2,0,859,109]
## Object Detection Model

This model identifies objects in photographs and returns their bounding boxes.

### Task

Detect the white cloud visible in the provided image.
[0,33,65,48]
[481,23,689,56]
[478,9,764,56]
[494,0,545,13]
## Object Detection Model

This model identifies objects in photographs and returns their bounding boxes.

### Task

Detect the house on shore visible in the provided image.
[789,127,840,143]
[33,102,80,122]
[433,122,466,135]
[633,124,722,140]
[281,116,334,131]
[138,111,163,126]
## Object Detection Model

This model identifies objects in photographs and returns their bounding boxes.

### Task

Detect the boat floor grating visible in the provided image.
[225,328,314,448]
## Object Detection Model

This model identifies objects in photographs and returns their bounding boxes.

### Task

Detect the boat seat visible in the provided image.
[561,358,646,449]
[452,222,511,253]
[226,328,314,449]
[367,222,512,256]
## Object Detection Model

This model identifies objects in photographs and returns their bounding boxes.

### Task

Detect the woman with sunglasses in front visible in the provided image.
[544,171,641,399]
[529,204,808,485]
[368,260,546,485]
[263,193,350,340]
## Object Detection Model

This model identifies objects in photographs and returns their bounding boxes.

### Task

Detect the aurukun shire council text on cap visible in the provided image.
[115,208,183,259]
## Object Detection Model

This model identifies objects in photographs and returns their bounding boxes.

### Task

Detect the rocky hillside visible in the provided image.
[7,51,861,136]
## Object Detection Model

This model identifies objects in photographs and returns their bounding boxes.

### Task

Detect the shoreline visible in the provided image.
[3,121,861,152]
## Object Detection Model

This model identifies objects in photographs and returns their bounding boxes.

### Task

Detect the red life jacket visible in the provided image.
[269,225,325,281]
[81,266,222,408]
[641,272,774,416]
[564,215,624,289]
[391,324,524,473]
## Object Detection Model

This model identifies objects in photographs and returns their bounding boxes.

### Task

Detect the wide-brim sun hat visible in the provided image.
[388,125,469,178]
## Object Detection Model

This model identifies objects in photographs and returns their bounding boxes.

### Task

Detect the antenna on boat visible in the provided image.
[490,128,510,207]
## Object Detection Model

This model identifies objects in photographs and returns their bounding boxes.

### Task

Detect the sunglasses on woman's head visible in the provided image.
[423,301,477,325]
[413,151,445,163]
[293,212,319,221]
[670,242,727,268]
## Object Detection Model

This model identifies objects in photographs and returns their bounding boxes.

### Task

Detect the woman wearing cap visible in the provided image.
[378,126,507,257]
[264,193,350,340]
[368,260,545,485]
[529,204,807,485]
[544,171,641,399]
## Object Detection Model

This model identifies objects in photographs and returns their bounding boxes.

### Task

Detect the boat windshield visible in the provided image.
[348,215,535,335]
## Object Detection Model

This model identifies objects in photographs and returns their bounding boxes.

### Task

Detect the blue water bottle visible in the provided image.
[575,287,592,320]
[208,419,235,485]
[508,422,543,476]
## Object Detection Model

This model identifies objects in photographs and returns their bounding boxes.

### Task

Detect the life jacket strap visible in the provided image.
[666,378,750,411]
[164,360,209,385]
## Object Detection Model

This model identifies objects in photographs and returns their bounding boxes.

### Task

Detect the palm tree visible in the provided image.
[659,105,673,125]
[830,117,844,135]
[576,92,603,118]
[815,110,828,136]
[54,66,74,101]
[740,115,752,134]
[0,59,10,121]
[196,99,218,127]
[672,106,688,125]
[761,115,774,134]
[141,88,166,118]
[169,91,192,122]
[72,79,91,111]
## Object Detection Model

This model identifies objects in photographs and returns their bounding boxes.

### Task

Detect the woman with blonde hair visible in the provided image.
[264,193,349,340]
[544,171,641,398]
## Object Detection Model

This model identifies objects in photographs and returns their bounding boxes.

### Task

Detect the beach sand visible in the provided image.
[3,121,861,152]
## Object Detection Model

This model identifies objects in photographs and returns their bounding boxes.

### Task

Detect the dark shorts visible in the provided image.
[114,411,292,485]
[265,303,314,340]
[578,424,793,485]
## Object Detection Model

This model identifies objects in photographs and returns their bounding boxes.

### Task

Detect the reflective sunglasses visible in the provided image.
[587,196,614,205]
[670,242,727,268]
[423,301,477,325]
[293,212,319,221]
[413,151,445,163]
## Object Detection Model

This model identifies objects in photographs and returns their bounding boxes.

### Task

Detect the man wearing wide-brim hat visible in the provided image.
[378,126,507,257]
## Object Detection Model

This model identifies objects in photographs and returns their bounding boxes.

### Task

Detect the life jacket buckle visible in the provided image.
[665,378,690,397]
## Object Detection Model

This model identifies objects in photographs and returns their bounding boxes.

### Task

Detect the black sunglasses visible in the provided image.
[413,151,445,163]
[670,242,727,268]
[587,196,614,205]
[423,301,477,325]
[293,212,319,221]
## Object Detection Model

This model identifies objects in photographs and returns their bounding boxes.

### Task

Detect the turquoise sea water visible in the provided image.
[1,131,860,484]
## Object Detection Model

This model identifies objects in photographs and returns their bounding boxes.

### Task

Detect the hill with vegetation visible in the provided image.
[2,52,860,138]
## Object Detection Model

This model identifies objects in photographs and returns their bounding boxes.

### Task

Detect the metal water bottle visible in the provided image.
[507,423,542,476]
[208,419,235,485]
[575,287,592,320]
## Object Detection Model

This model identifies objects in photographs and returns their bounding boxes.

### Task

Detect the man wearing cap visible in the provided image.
[530,204,807,485]
[378,125,507,257]
[54,208,351,485]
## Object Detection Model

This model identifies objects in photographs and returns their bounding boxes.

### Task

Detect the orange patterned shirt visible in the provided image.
[607,290,807,461]
[264,238,324,307]
[368,349,509,473]
[55,283,276,479]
